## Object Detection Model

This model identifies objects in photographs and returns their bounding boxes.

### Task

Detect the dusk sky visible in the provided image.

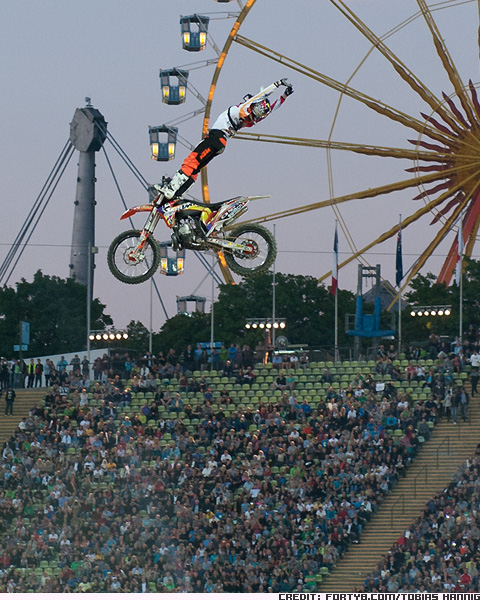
[1,0,479,333]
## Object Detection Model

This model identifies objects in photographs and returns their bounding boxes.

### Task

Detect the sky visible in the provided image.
[1,0,479,333]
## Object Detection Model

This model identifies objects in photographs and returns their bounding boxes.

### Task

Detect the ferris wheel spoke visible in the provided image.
[235,132,457,162]
[328,0,466,134]
[469,80,480,119]
[442,92,471,129]
[318,178,475,284]
[437,188,480,282]
[242,161,480,227]
[234,34,456,145]
[430,193,464,223]
[418,0,478,125]
[463,198,480,258]
[400,192,473,292]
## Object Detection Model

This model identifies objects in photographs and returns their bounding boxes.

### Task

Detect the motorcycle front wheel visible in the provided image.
[107,229,160,284]
[223,223,277,277]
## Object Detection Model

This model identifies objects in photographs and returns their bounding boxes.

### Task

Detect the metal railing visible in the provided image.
[390,464,428,528]
[436,435,451,468]
[390,494,405,528]
[413,464,428,499]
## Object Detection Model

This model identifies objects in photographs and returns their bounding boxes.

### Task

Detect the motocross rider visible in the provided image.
[152,78,294,204]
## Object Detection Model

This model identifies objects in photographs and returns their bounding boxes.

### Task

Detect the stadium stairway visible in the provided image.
[0,388,46,446]
[319,382,480,592]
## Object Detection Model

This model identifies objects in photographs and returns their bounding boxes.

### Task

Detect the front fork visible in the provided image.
[144,206,162,235]
[131,207,162,259]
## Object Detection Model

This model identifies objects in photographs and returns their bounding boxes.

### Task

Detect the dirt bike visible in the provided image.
[107,192,277,284]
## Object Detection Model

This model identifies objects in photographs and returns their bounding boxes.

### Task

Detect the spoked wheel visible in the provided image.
[223,223,276,277]
[107,229,160,284]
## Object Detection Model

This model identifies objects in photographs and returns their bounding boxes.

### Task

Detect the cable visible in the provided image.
[0,139,72,281]
[4,144,75,286]
[194,252,223,286]
[95,121,149,190]
[0,140,75,285]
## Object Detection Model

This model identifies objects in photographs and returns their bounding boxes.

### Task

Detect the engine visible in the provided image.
[172,217,205,250]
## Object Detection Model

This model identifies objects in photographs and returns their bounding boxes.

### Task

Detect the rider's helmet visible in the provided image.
[250,97,271,121]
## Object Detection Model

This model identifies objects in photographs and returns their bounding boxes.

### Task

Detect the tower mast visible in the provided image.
[69,98,107,286]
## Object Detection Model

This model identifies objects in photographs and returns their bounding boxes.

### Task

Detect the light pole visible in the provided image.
[88,330,129,350]
[86,244,98,365]
[246,318,286,364]
[149,277,153,354]
[409,305,452,318]
[210,252,215,369]
[272,225,277,348]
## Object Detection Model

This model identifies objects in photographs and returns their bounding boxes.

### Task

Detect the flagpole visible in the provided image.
[396,215,403,357]
[333,220,339,362]
[398,215,401,357]
[459,262,463,340]
[456,211,465,342]
[334,283,338,362]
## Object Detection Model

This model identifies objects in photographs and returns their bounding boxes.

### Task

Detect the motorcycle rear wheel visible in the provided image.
[223,223,276,276]
[107,229,160,284]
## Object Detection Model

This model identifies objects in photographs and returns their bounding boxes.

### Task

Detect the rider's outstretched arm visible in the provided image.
[270,79,294,113]
[238,79,294,118]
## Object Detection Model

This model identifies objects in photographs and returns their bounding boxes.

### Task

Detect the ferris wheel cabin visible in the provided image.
[159,68,189,105]
[149,125,178,161]
[180,15,210,52]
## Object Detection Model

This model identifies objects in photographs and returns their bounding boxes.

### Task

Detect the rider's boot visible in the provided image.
[152,170,193,203]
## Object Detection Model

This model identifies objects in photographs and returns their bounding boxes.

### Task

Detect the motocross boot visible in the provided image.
[153,170,193,201]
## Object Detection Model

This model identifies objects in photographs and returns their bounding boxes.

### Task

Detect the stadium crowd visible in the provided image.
[0,330,477,592]
[362,449,480,592]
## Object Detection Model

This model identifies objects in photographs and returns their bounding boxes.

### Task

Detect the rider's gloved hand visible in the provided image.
[284,85,294,96]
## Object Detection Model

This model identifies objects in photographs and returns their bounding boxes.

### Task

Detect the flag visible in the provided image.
[395,224,403,287]
[331,222,338,296]
[455,214,464,286]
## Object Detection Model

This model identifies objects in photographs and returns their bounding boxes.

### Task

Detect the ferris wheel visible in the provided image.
[156,0,480,290]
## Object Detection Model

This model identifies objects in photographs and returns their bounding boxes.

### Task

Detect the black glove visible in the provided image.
[284,85,294,97]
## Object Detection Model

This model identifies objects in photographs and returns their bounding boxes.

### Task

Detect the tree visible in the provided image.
[125,320,151,353]
[154,312,211,354]
[155,272,356,353]
[0,270,112,357]
[400,258,480,345]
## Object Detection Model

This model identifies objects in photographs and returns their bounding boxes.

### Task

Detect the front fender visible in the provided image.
[120,204,154,220]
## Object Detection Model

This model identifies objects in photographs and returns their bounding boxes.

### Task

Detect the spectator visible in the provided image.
[81,355,90,378]
[34,359,44,387]
[57,356,68,373]
[26,359,36,388]
[4,386,15,415]
[299,353,309,370]
[70,354,81,375]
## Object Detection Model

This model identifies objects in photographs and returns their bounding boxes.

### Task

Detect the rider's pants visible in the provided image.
[176,129,227,196]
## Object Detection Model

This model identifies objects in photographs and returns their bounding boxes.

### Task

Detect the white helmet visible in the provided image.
[250,98,271,120]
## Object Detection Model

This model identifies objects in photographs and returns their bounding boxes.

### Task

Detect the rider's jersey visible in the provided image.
[211,96,284,138]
